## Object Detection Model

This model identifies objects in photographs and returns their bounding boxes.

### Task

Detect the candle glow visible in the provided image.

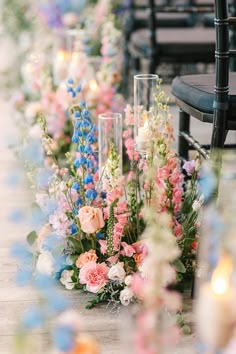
[211,254,233,295]
[89,79,98,92]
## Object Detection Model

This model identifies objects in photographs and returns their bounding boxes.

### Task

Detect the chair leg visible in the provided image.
[178,109,190,160]
[134,57,141,73]
[149,56,156,75]
[211,111,227,150]
[123,41,130,98]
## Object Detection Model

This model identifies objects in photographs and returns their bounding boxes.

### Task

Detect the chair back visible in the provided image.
[212,0,236,145]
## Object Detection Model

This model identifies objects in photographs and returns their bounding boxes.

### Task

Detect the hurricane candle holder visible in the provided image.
[98,113,123,179]
[195,153,236,353]
[134,74,158,155]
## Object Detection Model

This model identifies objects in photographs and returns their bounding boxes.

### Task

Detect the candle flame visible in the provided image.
[211,254,233,295]
[89,79,98,92]
[57,50,68,62]
[143,112,149,129]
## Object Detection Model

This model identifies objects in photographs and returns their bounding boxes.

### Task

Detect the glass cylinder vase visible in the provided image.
[134,74,158,155]
[195,152,236,354]
[98,113,123,179]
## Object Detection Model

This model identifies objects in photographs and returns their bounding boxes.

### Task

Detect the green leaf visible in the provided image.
[173,259,186,273]
[67,236,83,253]
[26,231,38,246]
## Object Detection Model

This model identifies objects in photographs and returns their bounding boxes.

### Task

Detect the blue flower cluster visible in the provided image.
[67,79,99,204]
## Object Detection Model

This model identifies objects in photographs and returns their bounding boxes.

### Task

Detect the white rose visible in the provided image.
[60,270,75,290]
[120,287,134,306]
[36,251,54,275]
[124,275,133,286]
[108,262,126,281]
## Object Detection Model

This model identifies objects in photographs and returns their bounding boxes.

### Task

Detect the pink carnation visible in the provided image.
[79,261,108,293]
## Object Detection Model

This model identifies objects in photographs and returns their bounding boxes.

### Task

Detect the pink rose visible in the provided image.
[79,261,108,293]
[78,206,105,234]
[76,250,98,268]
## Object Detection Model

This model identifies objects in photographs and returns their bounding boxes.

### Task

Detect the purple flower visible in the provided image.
[183,160,195,175]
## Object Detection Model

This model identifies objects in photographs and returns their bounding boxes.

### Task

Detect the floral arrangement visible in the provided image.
[25,78,202,309]
[11,13,123,162]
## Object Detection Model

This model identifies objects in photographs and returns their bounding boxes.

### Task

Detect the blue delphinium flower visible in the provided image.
[22,307,44,330]
[70,223,78,234]
[96,232,103,239]
[86,189,97,200]
[72,181,80,191]
[72,134,78,143]
[76,198,83,207]
[74,111,81,118]
[84,174,93,184]
[86,132,96,144]
[52,324,75,352]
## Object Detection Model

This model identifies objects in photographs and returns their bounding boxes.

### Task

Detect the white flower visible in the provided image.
[60,270,75,290]
[108,262,126,281]
[124,275,133,286]
[25,102,42,121]
[36,251,54,275]
[192,196,204,211]
[120,287,134,306]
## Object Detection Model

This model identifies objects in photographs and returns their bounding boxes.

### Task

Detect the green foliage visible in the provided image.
[26,231,37,246]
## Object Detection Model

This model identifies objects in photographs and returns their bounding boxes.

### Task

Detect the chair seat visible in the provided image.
[129,27,215,62]
[172,73,236,119]
[134,11,195,28]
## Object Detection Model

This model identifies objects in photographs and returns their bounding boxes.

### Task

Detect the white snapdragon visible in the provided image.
[108,262,126,281]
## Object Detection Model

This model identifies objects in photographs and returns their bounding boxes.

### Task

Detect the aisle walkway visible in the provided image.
[2,93,232,353]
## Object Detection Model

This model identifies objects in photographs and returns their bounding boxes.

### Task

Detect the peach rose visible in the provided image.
[78,206,105,234]
[76,250,98,268]
[79,261,108,293]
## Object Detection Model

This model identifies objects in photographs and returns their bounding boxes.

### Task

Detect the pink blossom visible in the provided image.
[131,274,146,299]
[174,221,183,238]
[132,241,148,257]
[169,169,183,185]
[123,128,132,138]
[183,160,196,175]
[173,188,182,205]
[99,240,107,254]
[79,261,108,293]
[157,166,170,180]
[107,255,119,265]
[106,187,124,203]
[124,104,134,125]
[121,242,136,257]
[128,171,135,181]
